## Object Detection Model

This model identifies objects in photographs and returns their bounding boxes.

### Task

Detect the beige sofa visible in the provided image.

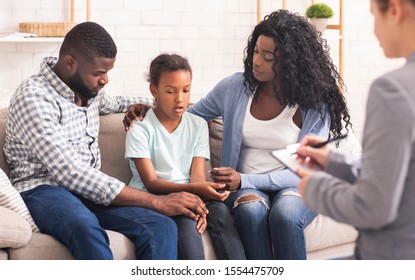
[0,108,358,260]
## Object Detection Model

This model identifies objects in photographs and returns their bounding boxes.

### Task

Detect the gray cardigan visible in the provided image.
[188,72,331,192]
[306,52,415,259]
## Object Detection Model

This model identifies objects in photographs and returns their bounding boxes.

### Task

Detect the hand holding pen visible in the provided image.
[296,134,347,170]
[295,134,347,197]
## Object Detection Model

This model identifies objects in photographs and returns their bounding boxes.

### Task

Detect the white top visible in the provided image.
[237,96,300,174]
[125,109,210,192]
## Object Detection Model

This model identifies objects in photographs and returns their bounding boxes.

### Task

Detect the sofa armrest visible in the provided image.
[0,206,32,249]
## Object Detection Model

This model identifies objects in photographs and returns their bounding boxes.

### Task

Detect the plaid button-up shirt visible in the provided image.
[4,57,153,205]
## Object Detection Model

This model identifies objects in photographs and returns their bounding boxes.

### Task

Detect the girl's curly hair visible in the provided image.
[243,10,351,139]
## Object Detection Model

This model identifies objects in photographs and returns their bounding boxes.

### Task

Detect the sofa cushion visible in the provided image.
[0,168,39,232]
[0,249,7,260]
[305,214,357,254]
[0,108,10,175]
[0,206,32,249]
[208,118,224,169]
[99,113,132,184]
[8,230,136,260]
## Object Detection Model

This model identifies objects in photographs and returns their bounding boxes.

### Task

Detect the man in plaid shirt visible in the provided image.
[4,22,208,260]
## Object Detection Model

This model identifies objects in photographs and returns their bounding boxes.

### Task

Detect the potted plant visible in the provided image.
[305,3,334,34]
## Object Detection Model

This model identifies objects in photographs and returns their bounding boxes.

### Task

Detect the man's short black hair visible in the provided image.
[59,22,117,60]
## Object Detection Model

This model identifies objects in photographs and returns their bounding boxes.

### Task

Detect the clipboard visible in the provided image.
[271,143,321,173]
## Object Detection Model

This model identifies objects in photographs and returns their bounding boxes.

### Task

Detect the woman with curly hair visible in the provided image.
[124,9,352,259]
[187,9,352,260]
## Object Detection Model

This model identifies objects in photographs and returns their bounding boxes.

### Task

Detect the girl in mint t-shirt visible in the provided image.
[125,54,245,260]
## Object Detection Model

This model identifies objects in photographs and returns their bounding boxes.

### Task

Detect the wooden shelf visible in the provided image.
[1,0,91,43]
[0,37,64,43]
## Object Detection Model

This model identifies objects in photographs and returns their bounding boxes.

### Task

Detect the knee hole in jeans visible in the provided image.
[233,194,269,209]
[281,190,302,198]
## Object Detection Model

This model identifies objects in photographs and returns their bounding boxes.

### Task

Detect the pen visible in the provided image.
[309,134,348,148]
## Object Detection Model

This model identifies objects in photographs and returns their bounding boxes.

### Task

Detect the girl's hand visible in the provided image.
[196,216,207,234]
[191,182,230,202]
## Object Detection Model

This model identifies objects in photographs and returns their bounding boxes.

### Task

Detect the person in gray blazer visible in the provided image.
[295,0,415,259]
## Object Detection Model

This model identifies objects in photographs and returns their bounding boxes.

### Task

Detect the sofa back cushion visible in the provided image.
[0,206,32,249]
[98,113,132,184]
[208,118,223,169]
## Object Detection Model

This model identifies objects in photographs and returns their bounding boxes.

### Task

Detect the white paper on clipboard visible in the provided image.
[271,143,321,173]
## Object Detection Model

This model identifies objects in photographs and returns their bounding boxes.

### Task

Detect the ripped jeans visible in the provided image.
[224,187,317,260]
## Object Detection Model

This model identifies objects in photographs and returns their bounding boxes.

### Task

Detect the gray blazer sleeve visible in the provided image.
[324,150,361,184]
[305,74,415,229]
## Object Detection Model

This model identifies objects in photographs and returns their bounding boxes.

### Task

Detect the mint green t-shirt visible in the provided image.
[125,108,210,191]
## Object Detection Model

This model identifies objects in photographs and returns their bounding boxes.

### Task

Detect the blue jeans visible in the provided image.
[206,201,246,259]
[173,215,205,260]
[173,201,246,260]
[21,185,177,260]
[224,188,317,260]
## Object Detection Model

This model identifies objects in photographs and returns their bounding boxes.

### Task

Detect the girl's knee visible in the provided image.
[207,201,230,216]
[173,215,196,227]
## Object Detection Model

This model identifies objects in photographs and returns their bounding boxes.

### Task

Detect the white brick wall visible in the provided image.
[0,0,406,139]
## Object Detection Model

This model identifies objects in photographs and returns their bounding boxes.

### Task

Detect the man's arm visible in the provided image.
[112,185,208,220]
[10,91,125,205]
[98,93,154,115]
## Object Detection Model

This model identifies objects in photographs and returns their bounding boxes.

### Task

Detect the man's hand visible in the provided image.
[209,167,241,191]
[154,191,209,221]
[123,104,153,131]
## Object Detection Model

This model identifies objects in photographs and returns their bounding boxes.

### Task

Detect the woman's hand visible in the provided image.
[209,167,241,191]
[196,216,207,234]
[123,104,153,131]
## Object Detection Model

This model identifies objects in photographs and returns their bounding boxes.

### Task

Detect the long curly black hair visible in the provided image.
[243,10,351,139]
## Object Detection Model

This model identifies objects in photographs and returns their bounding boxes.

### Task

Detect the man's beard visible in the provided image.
[68,71,97,100]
